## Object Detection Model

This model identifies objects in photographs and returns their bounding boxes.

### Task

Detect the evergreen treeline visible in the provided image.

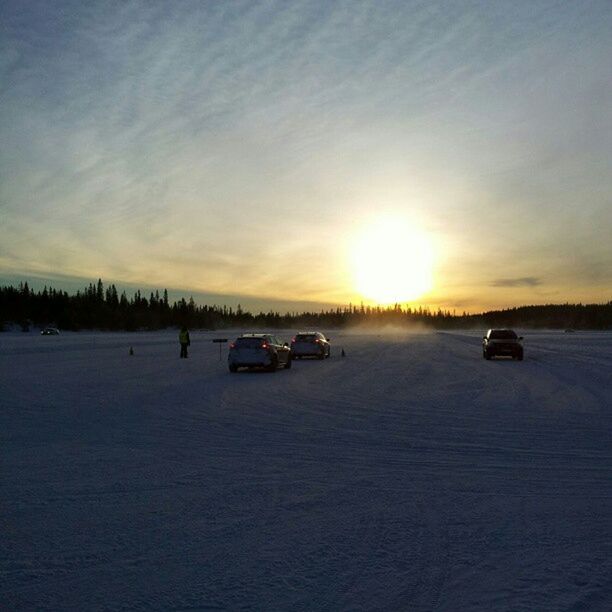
[1,280,611,331]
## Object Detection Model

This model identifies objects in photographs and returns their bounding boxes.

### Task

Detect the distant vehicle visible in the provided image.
[482,329,523,360]
[228,333,292,372]
[290,331,331,359]
[41,327,60,335]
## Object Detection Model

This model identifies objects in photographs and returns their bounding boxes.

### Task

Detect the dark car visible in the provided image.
[41,327,60,335]
[482,329,523,360]
[228,333,292,372]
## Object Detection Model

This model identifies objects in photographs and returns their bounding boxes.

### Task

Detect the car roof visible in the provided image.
[240,333,269,337]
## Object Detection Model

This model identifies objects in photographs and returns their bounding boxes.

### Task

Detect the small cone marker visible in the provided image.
[129,346,134,356]
[341,348,346,357]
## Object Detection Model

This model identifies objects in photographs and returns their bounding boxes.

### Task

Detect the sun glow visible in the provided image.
[351,217,434,304]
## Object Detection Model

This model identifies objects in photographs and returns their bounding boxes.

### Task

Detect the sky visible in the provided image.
[1,0,611,313]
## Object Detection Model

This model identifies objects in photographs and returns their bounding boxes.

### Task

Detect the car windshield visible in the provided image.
[296,334,317,341]
[490,330,518,340]
[235,337,265,347]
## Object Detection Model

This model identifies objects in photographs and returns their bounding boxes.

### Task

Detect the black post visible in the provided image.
[212,339,228,362]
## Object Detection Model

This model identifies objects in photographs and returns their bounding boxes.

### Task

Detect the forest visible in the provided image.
[1,280,611,331]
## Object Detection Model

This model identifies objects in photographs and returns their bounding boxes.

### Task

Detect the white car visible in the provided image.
[228,334,292,372]
[290,331,331,359]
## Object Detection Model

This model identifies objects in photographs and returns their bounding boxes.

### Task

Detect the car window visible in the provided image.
[235,337,264,348]
[297,334,316,341]
[490,330,517,340]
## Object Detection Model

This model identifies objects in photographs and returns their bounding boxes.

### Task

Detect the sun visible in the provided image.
[351,217,434,304]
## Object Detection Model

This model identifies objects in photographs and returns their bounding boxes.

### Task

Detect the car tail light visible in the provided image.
[261,342,269,350]
[229,342,236,349]
[291,337,296,343]
[314,338,320,344]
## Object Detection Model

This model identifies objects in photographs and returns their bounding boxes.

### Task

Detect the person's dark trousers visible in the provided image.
[180,343,188,358]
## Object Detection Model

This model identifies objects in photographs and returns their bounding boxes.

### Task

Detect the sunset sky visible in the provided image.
[1,1,611,312]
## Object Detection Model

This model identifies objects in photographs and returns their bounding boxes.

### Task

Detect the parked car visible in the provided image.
[290,331,331,359]
[41,327,60,335]
[228,333,292,372]
[482,329,523,360]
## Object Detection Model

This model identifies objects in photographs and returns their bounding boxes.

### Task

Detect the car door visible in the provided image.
[317,332,329,355]
[273,335,289,364]
[321,333,329,353]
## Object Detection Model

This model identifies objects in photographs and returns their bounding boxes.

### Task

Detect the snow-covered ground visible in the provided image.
[2,329,611,611]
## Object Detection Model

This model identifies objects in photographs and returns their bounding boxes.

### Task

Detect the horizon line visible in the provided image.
[2,274,610,318]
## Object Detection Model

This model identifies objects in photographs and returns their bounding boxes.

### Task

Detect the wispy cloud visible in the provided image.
[1,0,611,308]
[490,277,542,288]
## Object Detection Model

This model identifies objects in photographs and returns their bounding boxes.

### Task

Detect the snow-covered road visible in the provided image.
[2,330,611,610]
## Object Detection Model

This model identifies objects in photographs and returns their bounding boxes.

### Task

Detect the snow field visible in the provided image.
[1,330,612,610]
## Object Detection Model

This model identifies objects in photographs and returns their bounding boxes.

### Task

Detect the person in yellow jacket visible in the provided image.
[179,326,190,358]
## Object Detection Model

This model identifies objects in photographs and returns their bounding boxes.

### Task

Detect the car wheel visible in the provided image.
[517,352,523,361]
[229,364,238,373]
[285,355,292,369]
[267,356,278,372]
[484,350,491,360]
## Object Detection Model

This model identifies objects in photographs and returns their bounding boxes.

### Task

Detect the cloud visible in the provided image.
[490,277,542,288]
[0,1,611,308]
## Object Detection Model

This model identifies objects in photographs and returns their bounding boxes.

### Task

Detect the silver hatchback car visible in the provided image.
[290,331,331,359]
[228,334,292,372]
